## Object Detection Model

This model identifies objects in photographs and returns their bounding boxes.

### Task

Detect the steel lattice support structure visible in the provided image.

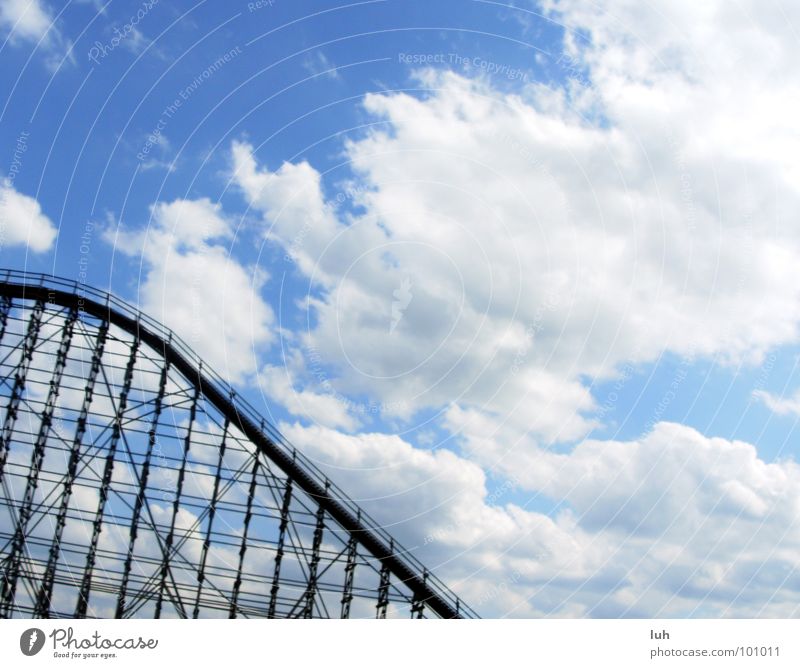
[0,270,478,620]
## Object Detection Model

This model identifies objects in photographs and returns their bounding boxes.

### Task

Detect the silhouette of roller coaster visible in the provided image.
[0,270,477,619]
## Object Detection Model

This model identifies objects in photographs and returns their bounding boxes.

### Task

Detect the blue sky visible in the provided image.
[2,0,800,618]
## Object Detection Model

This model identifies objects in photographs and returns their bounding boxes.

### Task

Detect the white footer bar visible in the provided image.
[1,619,795,667]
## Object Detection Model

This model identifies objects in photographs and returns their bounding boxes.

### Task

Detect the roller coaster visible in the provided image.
[0,269,477,619]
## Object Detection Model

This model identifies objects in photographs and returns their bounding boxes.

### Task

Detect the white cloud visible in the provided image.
[0,0,75,71]
[754,389,800,418]
[303,50,341,80]
[108,197,275,383]
[0,179,57,253]
[232,66,800,443]
[231,0,800,452]
[259,364,359,431]
[284,420,800,617]
[148,198,230,249]
[0,0,55,44]
[231,140,343,279]
[139,132,175,173]
[226,0,800,617]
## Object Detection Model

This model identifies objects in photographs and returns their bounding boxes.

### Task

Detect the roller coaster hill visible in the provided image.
[0,269,479,620]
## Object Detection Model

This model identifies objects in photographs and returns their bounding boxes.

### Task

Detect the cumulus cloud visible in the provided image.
[231,140,343,279]
[226,0,800,617]
[259,364,359,431]
[754,389,800,418]
[284,420,800,617]
[232,63,800,445]
[0,0,55,44]
[232,0,800,449]
[1,0,75,70]
[0,179,57,253]
[108,197,275,383]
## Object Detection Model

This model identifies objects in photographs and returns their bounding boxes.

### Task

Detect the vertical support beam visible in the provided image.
[410,597,425,618]
[0,300,44,486]
[115,356,169,619]
[35,319,108,618]
[1,306,76,618]
[267,478,293,618]
[302,497,327,619]
[340,535,358,619]
[75,335,139,618]
[154,383,199,619]
[376,539,393,620]
[229,454,260,619]
[0,295,12,343]
[192,418,228,619]
[376,564,391,619]
[410,570,428,619]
